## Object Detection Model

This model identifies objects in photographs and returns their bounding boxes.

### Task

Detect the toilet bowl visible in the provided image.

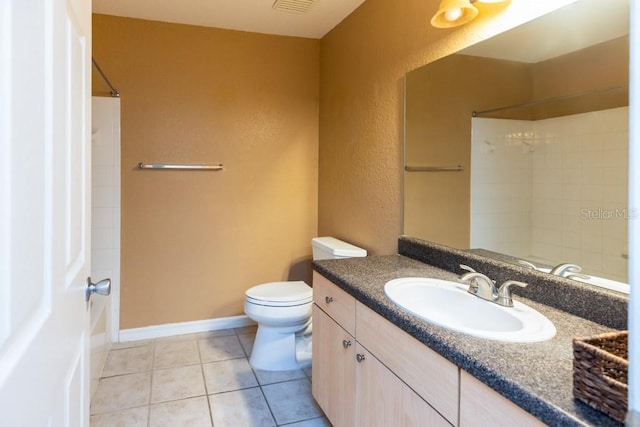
[244,281,313,371]
[244,237,367,371]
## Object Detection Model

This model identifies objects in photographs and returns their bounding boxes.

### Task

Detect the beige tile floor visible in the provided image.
[90,326,331,427]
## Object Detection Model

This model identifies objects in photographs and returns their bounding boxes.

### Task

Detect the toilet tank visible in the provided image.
[311,237,367,260]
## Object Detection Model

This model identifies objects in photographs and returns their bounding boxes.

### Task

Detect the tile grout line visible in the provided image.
[257,380,279,427]
[236,326,281,426]
[196,336,216,427]
[147,340,156,427]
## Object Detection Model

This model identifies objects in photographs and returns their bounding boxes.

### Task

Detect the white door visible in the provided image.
[0,0,93,425]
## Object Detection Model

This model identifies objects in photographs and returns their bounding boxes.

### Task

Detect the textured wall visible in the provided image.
[318,0,576,255]
[93,15,319,328]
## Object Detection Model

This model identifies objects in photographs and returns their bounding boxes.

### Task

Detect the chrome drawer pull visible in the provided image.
[356,354,366,363]
[343,340,352,349]
[325,296,334,304]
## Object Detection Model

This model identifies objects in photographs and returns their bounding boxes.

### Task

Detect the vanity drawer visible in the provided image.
[356,301,460,425]
[312,272,356,336]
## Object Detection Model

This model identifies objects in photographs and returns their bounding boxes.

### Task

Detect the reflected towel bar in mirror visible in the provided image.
[138,163,224,171]
[405,165,463,172]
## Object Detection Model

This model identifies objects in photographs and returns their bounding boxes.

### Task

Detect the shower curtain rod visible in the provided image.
[92,57,120,98]
[472,83,628,117]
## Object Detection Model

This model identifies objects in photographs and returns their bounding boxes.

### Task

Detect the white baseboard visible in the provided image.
[118,315,256,342]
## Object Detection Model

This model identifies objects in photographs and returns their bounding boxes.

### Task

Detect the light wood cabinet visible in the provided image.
[355,343,451,427]
[356,301,459,425]
[311,305,356,426]
[312,272,546,427]
[459,371,545,427]
[312,272,451,426]
[312,272,356,335]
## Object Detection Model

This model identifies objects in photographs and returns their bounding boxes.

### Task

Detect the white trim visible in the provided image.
[629,0,639,421]
[109,98,121,345]
[118,315,256,342]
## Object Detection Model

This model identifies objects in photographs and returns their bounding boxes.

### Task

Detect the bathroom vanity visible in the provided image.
[311,237,628,426]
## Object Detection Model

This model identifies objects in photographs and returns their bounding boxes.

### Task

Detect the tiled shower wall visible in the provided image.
[470,118,534,258]
[471,107,628,281]
[90,97,121,400]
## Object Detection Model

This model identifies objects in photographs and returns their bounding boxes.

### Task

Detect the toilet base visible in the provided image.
[249,322,312,371]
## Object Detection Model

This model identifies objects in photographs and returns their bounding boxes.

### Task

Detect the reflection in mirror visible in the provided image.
[403,0,629,292]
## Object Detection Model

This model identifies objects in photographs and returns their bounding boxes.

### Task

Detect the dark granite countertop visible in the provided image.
[312,254,625,427]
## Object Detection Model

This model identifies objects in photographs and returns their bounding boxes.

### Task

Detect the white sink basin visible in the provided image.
[384,278,556,343]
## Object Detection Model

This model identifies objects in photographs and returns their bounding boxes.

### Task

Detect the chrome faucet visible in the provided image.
[459,265,498,302]
[497,280,528,307]
[459,265,528,307]
[549,263,590,280]
[517,260,538,270]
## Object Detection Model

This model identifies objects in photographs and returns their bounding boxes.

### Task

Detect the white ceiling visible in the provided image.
[92,0,367,39]
[461,0,629,63]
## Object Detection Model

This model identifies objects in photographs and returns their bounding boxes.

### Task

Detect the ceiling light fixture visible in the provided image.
[430,0,508,28]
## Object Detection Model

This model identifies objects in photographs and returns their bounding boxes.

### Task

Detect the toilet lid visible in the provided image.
[245,281,312,305]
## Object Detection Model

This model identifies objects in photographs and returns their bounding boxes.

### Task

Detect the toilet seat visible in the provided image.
[245,281,312,307]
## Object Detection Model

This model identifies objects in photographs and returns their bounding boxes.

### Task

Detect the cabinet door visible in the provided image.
[460,371,545,427]
[356,302,459,424]
[312,305,356,426]
[355,344,451,427]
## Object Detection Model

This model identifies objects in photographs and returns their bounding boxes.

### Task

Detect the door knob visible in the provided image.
[86,277,111,302]
[342,340,352,349]
[356,353,366,363]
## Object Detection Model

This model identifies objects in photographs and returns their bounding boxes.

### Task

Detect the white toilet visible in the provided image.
[244,237,367,371]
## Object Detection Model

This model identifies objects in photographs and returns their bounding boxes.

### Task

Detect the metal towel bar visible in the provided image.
[138,163,223,171]
[405,165,463,172]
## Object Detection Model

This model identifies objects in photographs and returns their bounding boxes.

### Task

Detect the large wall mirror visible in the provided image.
[404,0,629,292]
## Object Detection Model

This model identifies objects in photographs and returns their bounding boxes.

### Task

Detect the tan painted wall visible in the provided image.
[318,0,576,255]
[93,15,319,329]
[531,36,629,119]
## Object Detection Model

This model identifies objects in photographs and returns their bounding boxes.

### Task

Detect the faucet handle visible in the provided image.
[459,264,476,273]
[550,263,582,277]
[459,265,495,284]
[565,265,582,273]
[517,260,538,270]
[460,271,497,301]
[567,272,591,281]
[497,280,528,307]
[458,265,477,287]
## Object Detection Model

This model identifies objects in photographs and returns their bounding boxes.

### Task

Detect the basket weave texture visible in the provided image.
[572,331,628,423]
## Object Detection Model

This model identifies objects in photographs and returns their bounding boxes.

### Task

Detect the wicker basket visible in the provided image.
[573,331,628,423]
